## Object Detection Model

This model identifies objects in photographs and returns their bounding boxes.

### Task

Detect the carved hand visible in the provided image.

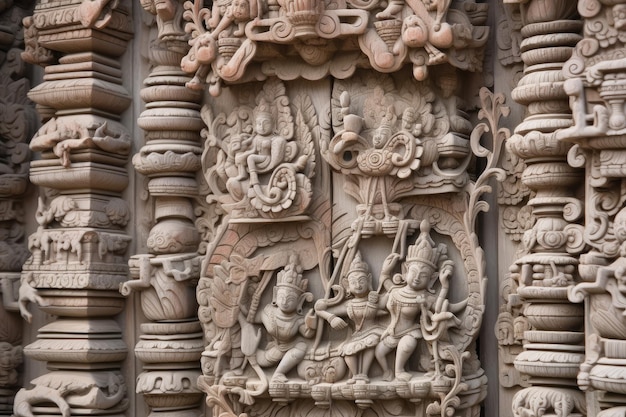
[381,253,401,276]
[18,279,47,323]
[330,316,348,330]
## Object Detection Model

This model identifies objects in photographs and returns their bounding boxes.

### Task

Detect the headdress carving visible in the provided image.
[255,98,273,120]
[348,251,370,277]
[406,220,444,269]
[276,255,307,294]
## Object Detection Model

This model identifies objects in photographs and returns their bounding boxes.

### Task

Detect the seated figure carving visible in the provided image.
[257,257,314,384]
[228,98,298,190]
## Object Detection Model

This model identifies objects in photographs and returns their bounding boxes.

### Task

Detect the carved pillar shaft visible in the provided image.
[0,0,36,411]
[558,0,626,414]
[508,0,587,415]
[13,1,133,416]
[123,2,204,416]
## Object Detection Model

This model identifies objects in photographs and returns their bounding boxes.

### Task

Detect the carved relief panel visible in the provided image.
[193,64,501,417]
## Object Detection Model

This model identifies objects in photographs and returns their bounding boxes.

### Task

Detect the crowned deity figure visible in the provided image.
[375,220,451,382]
[257,256,314,383]
[314,253,387,384]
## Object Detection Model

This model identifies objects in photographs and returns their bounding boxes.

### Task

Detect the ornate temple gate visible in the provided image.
[3,0,626,416]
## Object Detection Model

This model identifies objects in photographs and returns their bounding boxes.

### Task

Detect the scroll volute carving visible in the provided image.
[195,76,506,417]
[181,0,488,95]
[201,78,316,220]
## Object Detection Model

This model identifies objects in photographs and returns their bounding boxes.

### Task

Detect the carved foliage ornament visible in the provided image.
[201,78,315,220]
[181,0,488,95]
[196,81,507,417]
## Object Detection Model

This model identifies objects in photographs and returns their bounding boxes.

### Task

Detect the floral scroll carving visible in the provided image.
[180,0,488,95]
[202,78,316,220]
[196,70,505,416]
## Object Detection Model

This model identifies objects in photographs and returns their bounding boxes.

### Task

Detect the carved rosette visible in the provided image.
[558,0,626,412]
[506,0,587,415]
[180,0,488,96]
[13,0,133,415]
[122,1,205,417]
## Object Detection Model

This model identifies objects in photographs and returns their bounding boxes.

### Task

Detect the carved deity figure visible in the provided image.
[314,253,387,384]
[210,0,257,38]
[230,99,296,187]
[375,220,452,382]
[257,256,314,383]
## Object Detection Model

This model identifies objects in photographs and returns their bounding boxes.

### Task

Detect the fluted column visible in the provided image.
[508,0,587,415]
[13,0,133,416]
[121,1,204,417]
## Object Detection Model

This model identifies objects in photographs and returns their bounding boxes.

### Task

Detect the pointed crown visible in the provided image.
[256,98,272,119]
[406,220,442,270]
[276,255,307,293]
[348,251,370,277]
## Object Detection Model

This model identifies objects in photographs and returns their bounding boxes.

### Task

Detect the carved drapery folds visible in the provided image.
[560,0,626,413]
[122,0,205,417]
[180,0,488,95]
[13,0,133,415]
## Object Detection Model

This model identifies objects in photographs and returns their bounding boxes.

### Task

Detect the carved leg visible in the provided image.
[395,336,418,381]
[375,343,393,381]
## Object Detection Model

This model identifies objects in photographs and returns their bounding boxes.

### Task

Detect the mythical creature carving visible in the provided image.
[14,371,127,417]
[31,118,131,168]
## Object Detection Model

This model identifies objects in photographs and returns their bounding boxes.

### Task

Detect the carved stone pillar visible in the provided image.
[507,0,587,415]
[121,1,204,417]
[2,0,34,413]
[0,0,36,411]
[13,0,133,416]
[561,0,626,414]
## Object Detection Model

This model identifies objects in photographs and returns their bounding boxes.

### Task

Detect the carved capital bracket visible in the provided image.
[180,0,488,95]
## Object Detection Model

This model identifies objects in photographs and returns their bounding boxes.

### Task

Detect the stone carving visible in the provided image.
[373,222,456,383]
[14,0,626,414]
[181,0,488,95]
[323,70,476,236]
[15,371,127,417]
[13,0,133,415]
[257,256,314,383]
[0,1,36,413]
[504,0,588,415]
[196,71,505,416]
[202,78,315,220]
[313,252,386,384]
[30,118,131,168]
[124,0,206,416]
